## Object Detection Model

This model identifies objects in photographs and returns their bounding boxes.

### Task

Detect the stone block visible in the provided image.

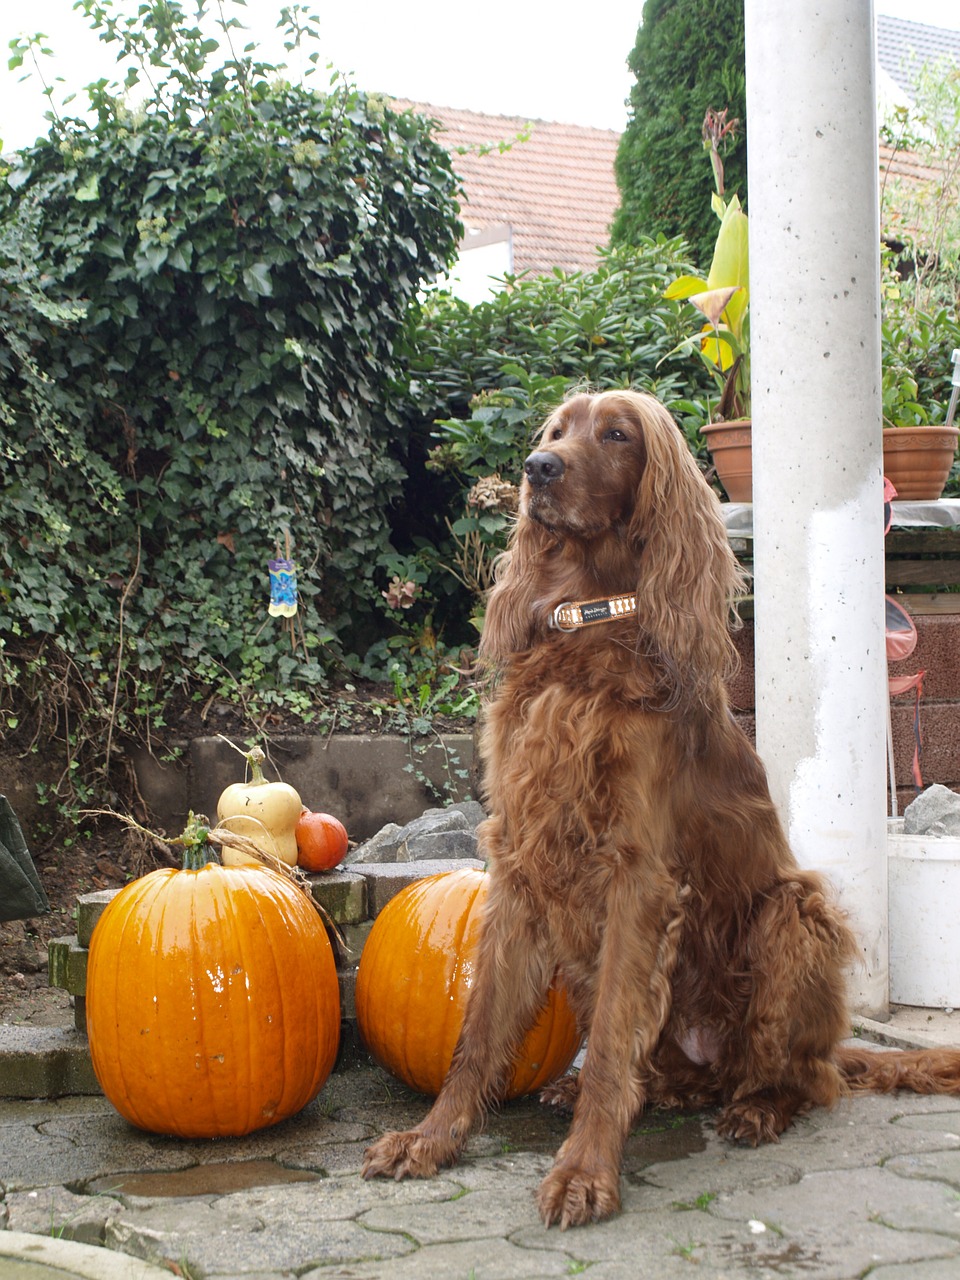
[308,869,366,925]
[337,966,358,1023]
[77,889,120,948]
[0,1025,100,1097]
[337,919,374,968]
[47,937,88,997]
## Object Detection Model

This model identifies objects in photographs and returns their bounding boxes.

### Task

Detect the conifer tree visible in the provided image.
[611,0,747,267]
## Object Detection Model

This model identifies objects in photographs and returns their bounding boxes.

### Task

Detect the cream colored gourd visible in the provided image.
[217,745,301,866]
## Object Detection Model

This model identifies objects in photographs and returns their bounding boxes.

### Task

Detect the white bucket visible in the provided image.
[888,817,960,1008]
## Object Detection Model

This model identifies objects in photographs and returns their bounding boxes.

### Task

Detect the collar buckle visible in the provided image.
[550,601,579,631]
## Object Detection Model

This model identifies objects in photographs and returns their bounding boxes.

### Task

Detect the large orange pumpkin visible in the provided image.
[355,866,581,1098]
[86,852,340,1138]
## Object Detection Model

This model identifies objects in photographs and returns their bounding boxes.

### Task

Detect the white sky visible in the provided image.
[0,1,958,152]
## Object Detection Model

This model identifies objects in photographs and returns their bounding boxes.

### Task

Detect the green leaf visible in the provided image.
[74,174,100,202]
[243,262,273,297]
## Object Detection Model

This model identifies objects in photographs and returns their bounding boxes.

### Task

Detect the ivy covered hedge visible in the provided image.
[0,3,461,826]
[0,2,717,838]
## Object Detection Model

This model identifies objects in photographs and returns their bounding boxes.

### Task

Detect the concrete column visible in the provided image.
[744,0,888,1015]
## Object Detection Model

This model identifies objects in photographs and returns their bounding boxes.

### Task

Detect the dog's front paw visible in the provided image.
[716,1097,789,1147]
[362,1130,449,1181]
[536,1161,621,1228]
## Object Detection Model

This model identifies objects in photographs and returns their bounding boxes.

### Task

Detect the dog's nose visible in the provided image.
[524,450,565,487]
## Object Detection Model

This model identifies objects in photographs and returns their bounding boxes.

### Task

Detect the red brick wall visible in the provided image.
[728,615,960,810]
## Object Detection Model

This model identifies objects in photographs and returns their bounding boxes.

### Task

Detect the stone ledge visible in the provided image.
[0,1025,100,1098]
[354,858,483,916]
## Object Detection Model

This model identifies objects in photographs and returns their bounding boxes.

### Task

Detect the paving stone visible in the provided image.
[885,1147,960,1189]
[305,1235,577,1279]
[5,1183,124,1243]
[513,1206,769,1278]
[3,1054,960,1278]
[359,1151,549,1242]
[866,1260,960,1279]
[709,1164,960,1274]
[103,1175,454,1275]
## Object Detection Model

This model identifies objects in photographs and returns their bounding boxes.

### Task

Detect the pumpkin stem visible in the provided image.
[216,735,269,786]
[245,746,267,786]
[180,811,212,871]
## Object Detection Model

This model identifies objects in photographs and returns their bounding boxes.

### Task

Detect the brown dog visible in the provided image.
[362,389,960,1228]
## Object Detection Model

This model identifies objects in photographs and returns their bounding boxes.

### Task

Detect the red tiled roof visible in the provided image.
[879,139,945,189]
[394,101,621,277]
[394,102,938,279]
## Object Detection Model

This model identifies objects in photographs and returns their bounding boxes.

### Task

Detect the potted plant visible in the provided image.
[663,107,752,501]
[880,305,960,501]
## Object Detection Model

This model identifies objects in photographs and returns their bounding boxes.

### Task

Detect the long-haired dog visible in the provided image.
[363,389,960,1228]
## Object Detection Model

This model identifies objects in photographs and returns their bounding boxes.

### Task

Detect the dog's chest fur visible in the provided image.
[479,643,677,889]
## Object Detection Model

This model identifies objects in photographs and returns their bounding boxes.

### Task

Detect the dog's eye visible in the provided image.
[549,427,563,441]
[603,428,627,443]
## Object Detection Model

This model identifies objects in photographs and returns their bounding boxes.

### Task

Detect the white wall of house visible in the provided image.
[438,224,513,306]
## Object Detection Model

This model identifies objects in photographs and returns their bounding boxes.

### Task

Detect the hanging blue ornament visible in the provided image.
[267,558,298,617]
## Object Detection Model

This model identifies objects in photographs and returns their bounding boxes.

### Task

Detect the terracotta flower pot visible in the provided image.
[882,425,959,501]
[701,419,753,502]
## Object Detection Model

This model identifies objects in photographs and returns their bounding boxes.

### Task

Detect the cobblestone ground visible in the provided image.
[2,1062,960,1278]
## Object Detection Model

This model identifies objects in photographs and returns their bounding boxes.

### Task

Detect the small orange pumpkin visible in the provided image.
[355,866,581,1098]
[86,844,340,1138]
[296,809,349,871]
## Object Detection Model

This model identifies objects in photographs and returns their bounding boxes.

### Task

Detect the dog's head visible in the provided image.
[481,390,744,704]
[520,392,650,539]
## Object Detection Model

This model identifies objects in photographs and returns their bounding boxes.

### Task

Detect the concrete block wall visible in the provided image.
[132,734,476,844]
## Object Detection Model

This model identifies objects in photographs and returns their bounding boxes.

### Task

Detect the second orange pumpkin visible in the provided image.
[355,866,581,1098]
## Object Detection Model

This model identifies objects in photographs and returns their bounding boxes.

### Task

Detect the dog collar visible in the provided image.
[550,594,638,632]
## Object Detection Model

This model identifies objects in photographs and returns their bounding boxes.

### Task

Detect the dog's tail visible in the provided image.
[835,1044,960,1096]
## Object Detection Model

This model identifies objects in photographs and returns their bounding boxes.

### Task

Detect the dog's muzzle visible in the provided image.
[524,450,565,487]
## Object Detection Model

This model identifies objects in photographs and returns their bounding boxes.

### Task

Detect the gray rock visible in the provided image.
[345,801,487,864]
[447,799,487,828]
[343,822,403,864]
[403,830,479,860]
[903,784,960,836]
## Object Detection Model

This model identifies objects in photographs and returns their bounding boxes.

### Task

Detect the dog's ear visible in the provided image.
[621,393,746,701]
[479,515,555,664]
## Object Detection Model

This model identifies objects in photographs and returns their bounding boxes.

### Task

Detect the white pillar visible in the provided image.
[745,0,888,1016]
